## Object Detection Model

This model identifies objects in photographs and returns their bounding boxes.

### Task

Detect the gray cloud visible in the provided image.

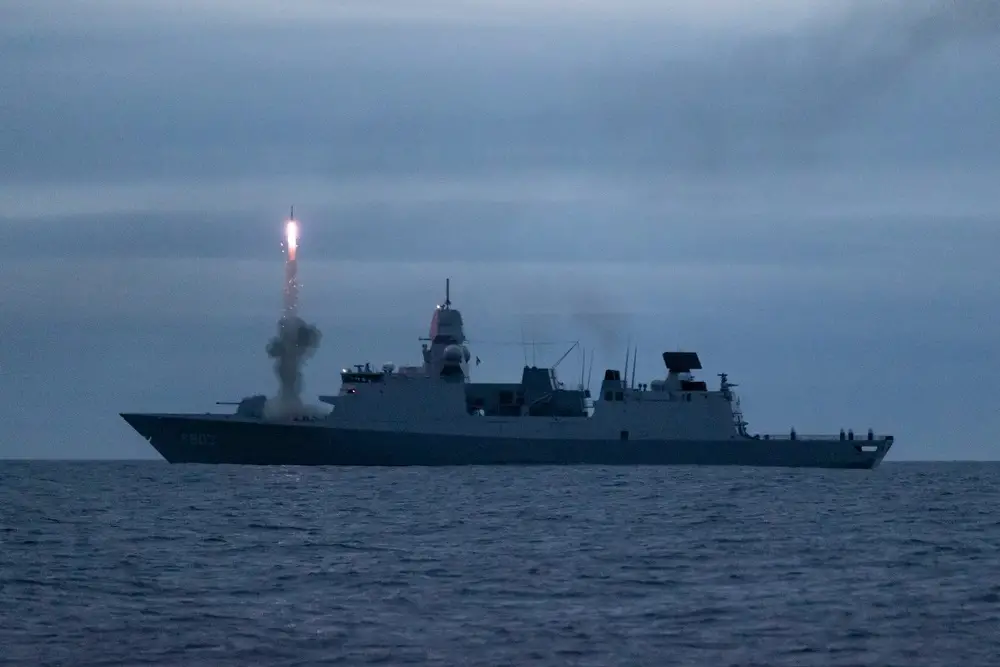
[2,206,997,270]
[599,0,1000,171]
[1,1,998,185]
[2,164,998,270]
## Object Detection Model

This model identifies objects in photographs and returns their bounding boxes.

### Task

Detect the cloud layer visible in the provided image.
[2,0,997,185]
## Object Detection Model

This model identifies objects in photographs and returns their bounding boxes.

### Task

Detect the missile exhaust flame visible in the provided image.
[285,220,298,262]
[283,218,299,319]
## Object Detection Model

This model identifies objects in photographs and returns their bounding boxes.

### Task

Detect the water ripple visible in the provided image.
[1,461,998,666]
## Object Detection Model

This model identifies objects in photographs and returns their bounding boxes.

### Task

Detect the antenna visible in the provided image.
[586,351,594,395]
[630,347,638,390]
[623,339,631,387]
[444,278,451,308]
[552,340,579,371]
[520,326,528,366]
[290,205,294,220]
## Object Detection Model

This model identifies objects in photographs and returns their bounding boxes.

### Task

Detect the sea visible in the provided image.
[1,461,998,666]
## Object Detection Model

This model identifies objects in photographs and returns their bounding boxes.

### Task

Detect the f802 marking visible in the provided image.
[181,432,217,446]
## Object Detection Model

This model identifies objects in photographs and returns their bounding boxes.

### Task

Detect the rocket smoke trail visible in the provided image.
[263,209,323,420]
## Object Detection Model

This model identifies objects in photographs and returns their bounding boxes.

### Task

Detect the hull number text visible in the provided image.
[181,433,217,446]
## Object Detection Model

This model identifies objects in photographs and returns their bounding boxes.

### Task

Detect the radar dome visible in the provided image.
[443,344,465,364]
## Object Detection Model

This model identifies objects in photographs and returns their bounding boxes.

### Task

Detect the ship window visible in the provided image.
[604,391,613,401]
[499,390,514,404]
[620,430,629,441]
[614,392,624,401]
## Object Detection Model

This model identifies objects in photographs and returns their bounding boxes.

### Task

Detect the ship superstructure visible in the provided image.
[121,280,894,468]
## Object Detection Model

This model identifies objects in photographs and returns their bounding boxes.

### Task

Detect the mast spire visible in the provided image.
[445,278,451,309]
[623,349,628,387]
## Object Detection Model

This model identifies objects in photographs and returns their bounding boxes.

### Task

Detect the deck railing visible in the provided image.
[752,432,893,442]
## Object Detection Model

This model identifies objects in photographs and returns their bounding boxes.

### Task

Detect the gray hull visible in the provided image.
[120,413,893,469]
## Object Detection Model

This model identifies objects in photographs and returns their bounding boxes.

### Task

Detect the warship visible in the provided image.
[121,280,894,468]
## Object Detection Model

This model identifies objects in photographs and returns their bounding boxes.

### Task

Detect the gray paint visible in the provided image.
[120,413,892,469]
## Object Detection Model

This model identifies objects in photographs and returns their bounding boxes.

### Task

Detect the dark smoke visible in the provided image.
[566,288,631,358]
[607,0,1000,170]
[769,0,1000,138]
[263,314,323,419]
[567,312,629,358]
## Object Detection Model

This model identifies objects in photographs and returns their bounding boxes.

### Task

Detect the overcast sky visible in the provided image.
[1,0,998,460]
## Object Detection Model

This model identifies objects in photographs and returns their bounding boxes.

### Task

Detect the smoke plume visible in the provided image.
[566,287,631,359]
[263,314,323,419]
[767,0,1000,138]
[605,0,1000,170]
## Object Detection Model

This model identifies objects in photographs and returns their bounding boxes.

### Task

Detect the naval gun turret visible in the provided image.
[216,395,267,419]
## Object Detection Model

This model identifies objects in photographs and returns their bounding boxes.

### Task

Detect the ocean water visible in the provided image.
[1,462,998,666]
